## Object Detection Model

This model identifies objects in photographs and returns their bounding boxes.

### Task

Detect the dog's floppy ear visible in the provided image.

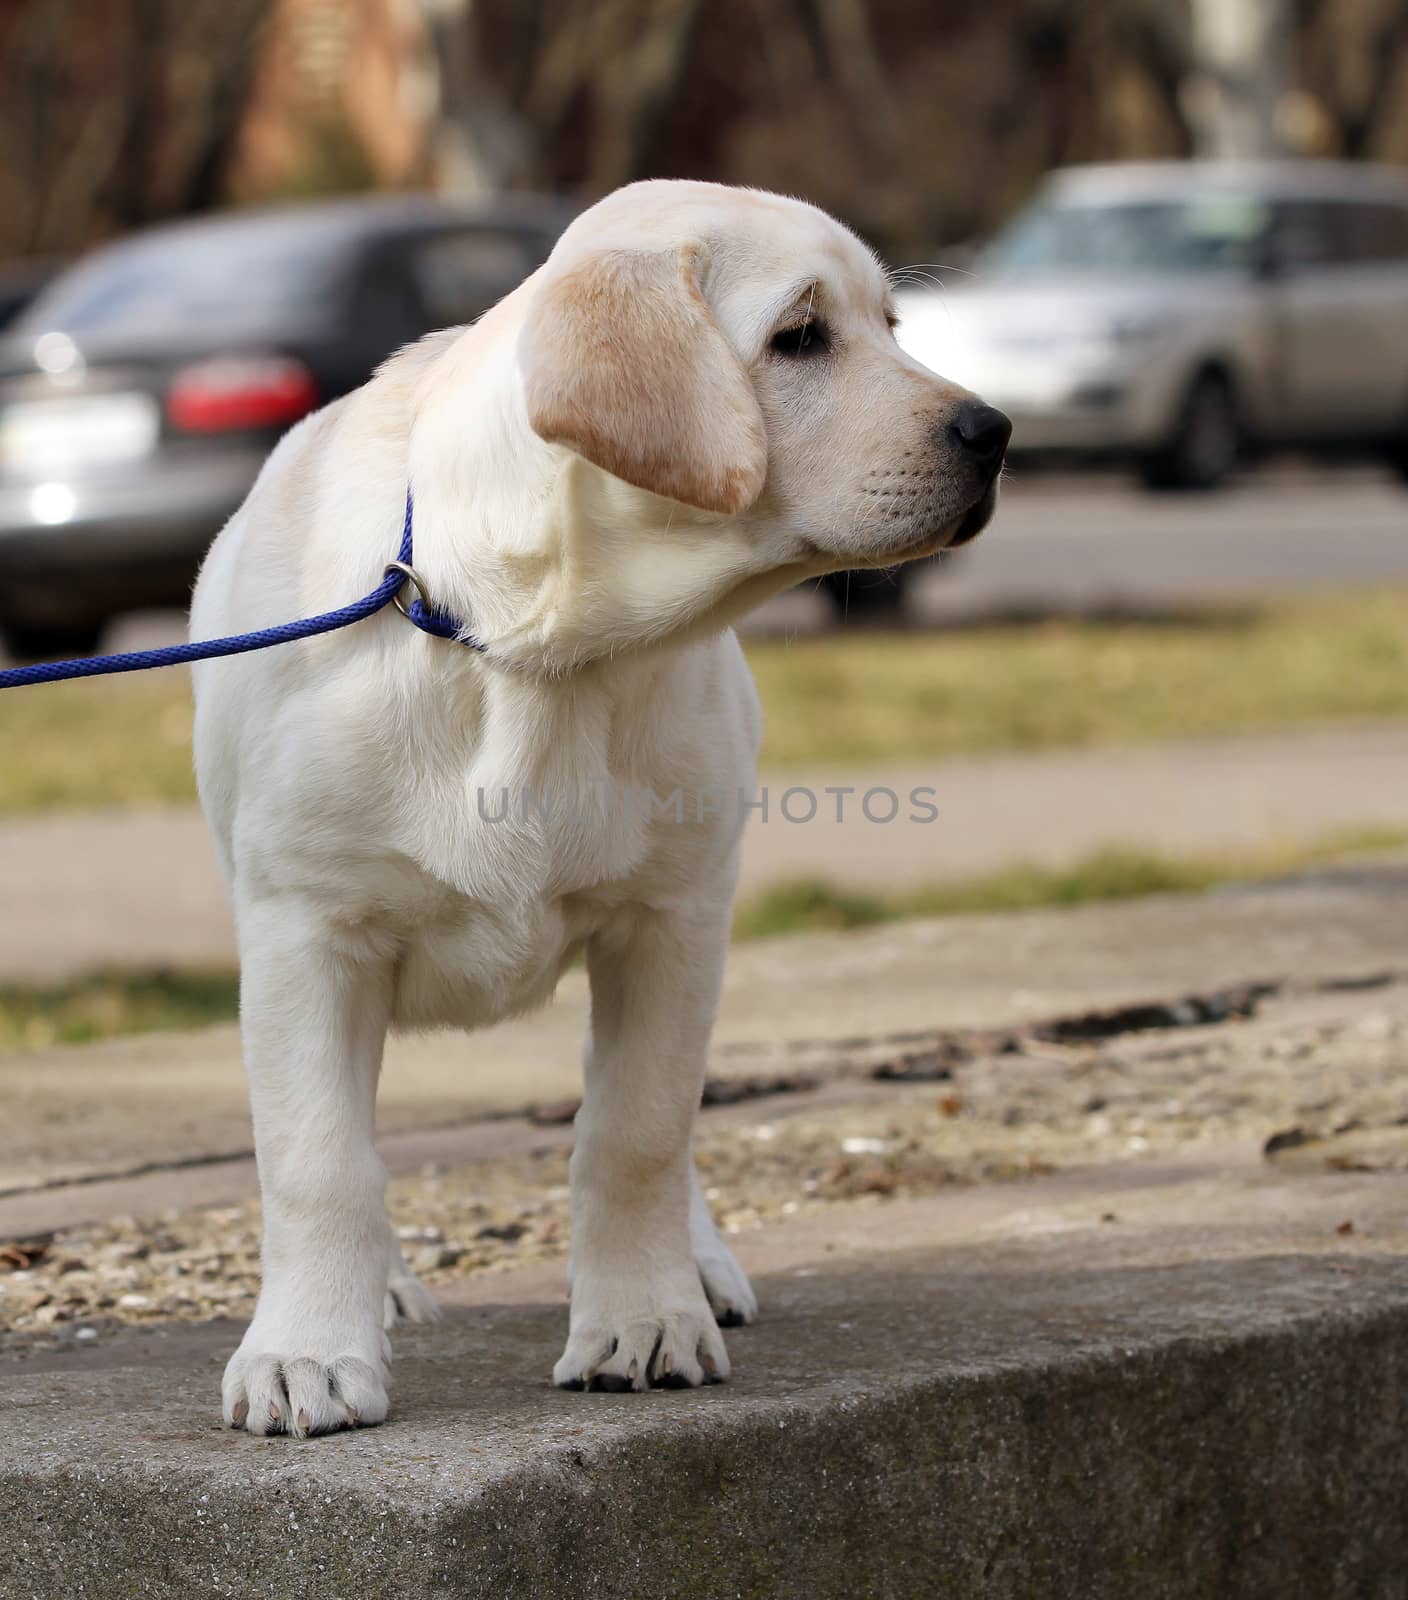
[519,245,767,516]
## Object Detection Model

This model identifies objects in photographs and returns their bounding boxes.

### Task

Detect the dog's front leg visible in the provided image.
[554,903,734,1392]
[222,899,395,1437]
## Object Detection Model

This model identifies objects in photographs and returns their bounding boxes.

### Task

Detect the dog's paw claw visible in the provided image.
[224,1348,387,1438]
[555,1303,730,1394]
[587,1372,634,1393]
[383,1273,441,1330]
[694,1235,759,1329]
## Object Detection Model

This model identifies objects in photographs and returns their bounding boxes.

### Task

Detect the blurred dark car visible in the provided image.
[0,195,571,659]
[0,259,64,333]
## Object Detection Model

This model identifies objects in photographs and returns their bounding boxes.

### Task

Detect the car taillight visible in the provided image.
[166,355,318,433]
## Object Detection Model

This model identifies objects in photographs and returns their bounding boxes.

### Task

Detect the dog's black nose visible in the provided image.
[948,401,1012,469]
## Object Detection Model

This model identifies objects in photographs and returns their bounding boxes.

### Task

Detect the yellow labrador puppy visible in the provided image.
[191,179,1008,1436]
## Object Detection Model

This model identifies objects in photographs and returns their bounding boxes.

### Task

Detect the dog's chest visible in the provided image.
[363,648,746,1030]
[389,773,686,1028]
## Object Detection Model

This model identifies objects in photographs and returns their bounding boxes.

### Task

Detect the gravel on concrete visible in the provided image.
[5,859,1408,1197]
[6,969,1407,1352]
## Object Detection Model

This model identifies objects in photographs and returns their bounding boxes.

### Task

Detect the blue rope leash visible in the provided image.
[0,487,479,690]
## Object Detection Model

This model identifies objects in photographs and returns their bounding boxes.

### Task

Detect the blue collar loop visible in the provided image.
[385,488,482,645]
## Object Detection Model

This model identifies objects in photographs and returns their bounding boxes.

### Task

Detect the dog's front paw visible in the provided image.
[384,1272,440,1329]
[553,1281,730,1393]
[695,1232,759,1328]
[689,1176,759,1327]
[223,1326,390,1438]
[384,1242,441,1329]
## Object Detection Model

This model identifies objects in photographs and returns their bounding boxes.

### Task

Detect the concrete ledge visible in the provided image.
[7,864,1408,1597]
[6,1237,1408,1599]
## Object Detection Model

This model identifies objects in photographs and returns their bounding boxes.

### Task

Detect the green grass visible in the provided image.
[730,826,1408,941]
[0,969,241,1054]
[4,589,1408,814]
[4,828,1405,1054]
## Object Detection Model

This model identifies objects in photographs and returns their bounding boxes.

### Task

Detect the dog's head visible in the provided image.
[518,181,1007,578]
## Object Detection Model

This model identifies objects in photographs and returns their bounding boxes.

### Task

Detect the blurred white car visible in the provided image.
[896,161,1408,490]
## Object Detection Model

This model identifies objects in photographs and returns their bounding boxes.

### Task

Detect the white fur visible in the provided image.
[191,180,1000,1434]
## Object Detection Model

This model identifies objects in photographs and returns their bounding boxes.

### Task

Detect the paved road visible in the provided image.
[76,464,1408,657]
[752,465,1408,634]
[912,465,1408,622]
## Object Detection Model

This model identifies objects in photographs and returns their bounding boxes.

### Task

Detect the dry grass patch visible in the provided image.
[3,588,1407,811]
[749,589,1408,767]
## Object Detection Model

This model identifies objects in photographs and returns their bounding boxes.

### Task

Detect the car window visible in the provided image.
[1269,199,1408,268]
[408,229,546,325]
[349,255,427,348]
[1344,203,1408,263]
[14,226,352,336]
[1269,201,1340,268]
[980,196,1270,277]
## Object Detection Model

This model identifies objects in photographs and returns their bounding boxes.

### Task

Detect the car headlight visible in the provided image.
[1049,316,1166,367]
[989,318,1165,355]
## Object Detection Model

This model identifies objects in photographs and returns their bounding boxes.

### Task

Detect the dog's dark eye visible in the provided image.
[771,319,829,358]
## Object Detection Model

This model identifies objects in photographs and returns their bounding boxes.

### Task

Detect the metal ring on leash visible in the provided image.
[384,560,432,621]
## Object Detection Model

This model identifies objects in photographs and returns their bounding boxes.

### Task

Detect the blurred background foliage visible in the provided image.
[3,0,1407,266]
